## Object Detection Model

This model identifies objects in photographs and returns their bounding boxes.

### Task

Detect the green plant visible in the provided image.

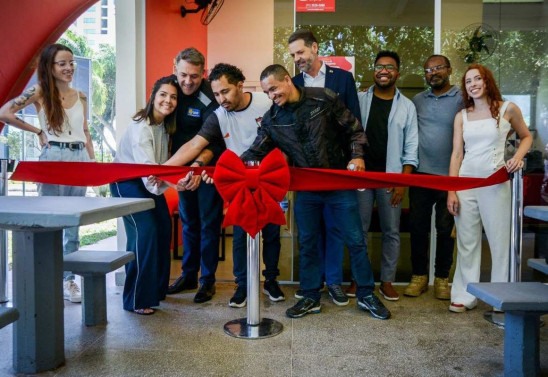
[79,218,117,246]
[80,229,117,246]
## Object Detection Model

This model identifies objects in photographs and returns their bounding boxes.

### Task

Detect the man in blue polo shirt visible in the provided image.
[166,48,224,304]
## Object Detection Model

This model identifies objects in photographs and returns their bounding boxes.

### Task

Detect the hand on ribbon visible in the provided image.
[213,149,290,237]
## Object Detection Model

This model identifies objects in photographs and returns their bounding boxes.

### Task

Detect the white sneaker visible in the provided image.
[64,280,82,303]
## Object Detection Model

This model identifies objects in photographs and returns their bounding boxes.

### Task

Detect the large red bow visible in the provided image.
[213,149,290,237]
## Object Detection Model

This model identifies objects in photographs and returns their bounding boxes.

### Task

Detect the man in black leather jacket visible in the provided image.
[241,64,391,320]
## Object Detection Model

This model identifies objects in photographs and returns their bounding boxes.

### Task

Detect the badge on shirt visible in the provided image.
[187,108,201,117]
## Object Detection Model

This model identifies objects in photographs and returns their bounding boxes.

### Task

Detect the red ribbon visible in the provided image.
[213,149,290,237]
[288,167,509,192]
[9,154,510,236]
[10,161,212,186]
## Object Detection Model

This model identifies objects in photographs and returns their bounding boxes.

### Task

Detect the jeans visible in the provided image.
[110,179,172,310]
[317,207,344,285]
[39,144,89,280]
[294,190,375,301]
[357,188,401,283]
[409,184,454,278]
[232,223,281,287]
[178,182,224,285]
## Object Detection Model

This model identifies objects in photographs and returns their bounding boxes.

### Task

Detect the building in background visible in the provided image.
[69,0,115,50]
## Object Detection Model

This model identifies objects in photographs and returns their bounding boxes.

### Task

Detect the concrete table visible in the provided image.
[467,282,548,377]
[524,206,548,272]
[0,196,154,374]
[524,206,548,222]
[528,259,548,275]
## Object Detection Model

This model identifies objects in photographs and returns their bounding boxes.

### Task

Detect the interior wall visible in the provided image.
[207,0,274,91]
[145,0,208,96]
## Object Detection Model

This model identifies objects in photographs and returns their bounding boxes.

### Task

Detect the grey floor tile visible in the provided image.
[0,278,546,376]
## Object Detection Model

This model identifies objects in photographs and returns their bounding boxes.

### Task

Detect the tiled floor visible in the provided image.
[0,237,547,376]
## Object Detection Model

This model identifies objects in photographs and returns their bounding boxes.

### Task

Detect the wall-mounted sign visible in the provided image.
[319,56,355,76]
[296,0,336,13]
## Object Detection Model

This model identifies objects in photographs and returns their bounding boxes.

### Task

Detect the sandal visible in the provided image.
[133,308,155,315]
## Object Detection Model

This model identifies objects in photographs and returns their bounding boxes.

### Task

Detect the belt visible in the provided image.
[49,141,85,150]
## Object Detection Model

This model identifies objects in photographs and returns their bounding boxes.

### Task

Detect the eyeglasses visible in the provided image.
[53,61,77,69]
[424,65,448,74]
[374,64,397,72]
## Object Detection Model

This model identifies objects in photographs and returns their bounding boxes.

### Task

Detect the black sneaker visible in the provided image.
[229,285,247,308]
[327,284,349,306]
[263,280,285,302]
[286,298,321,318]
[357,294,391,320]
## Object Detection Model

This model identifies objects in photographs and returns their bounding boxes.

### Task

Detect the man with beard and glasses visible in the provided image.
[357,50,418,302]
[404,55,464,300]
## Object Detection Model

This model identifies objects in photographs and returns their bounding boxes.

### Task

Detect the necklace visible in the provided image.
[64,118,72,135]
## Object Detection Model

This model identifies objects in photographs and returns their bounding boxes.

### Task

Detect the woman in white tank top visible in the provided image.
[0,44,96,303]
[446,64,532,313]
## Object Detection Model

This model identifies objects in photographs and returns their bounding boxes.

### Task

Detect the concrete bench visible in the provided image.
[0,307,19,329]
[64,250,134,326]
[467,282,548,377]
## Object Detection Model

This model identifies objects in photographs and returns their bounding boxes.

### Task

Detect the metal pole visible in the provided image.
[0,159,9,303]
[247,233,261,325]
[224,160,283,339]
[509,169,523,283]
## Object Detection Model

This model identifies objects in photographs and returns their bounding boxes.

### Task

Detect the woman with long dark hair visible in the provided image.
[0,43,95,303]
[110,76,178,315]
[447,64,532,313]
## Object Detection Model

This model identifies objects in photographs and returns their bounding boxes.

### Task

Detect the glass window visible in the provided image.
[272,0,548,281]
[441,0,547,176]
[275,0,435,98]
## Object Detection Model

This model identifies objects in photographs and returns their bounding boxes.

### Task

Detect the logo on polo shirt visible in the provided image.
[187,108,201,117]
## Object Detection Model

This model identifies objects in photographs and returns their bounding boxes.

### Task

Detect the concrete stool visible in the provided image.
[467,282,548,377]
[0,307,19,329]
[64,250,134,326]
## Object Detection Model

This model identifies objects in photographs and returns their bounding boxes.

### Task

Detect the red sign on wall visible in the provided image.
[296,0,336,13]
[319,56,355,76]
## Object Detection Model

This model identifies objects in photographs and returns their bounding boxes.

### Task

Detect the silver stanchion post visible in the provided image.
[224,161,283,339]
[0,159,9,303]
[509,168,523,283]
[484,168,523,327]
[247,232,261,326]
